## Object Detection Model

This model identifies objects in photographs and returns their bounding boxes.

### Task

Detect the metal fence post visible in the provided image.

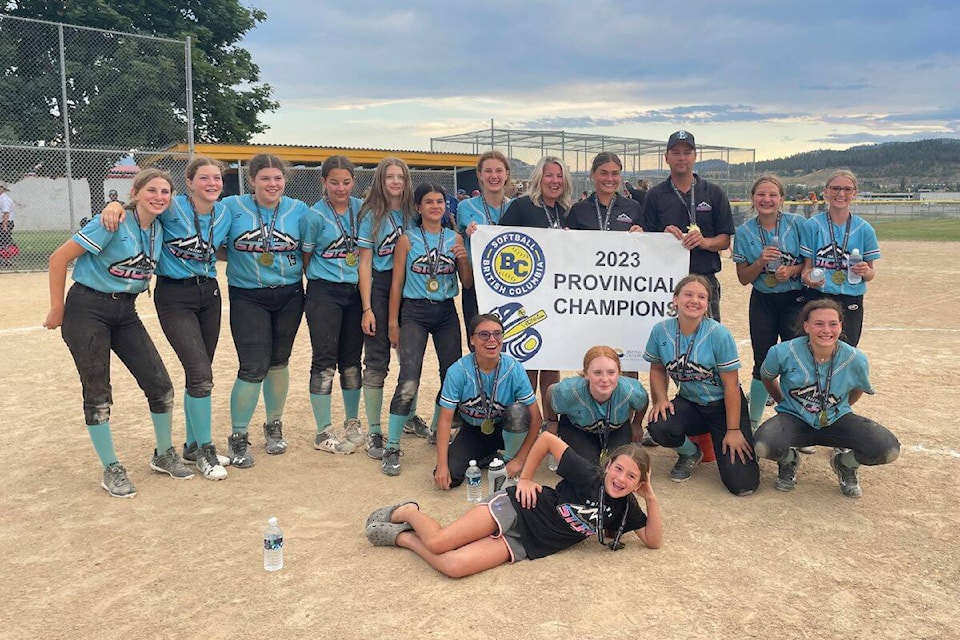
[58,24,75,231]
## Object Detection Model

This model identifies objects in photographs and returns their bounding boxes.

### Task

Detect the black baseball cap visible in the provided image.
[666,130,695,150]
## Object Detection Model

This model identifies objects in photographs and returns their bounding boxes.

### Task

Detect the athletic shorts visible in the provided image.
[487,491,528,563]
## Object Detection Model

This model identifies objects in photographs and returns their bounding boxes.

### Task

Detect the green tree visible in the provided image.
[1,0,277,147]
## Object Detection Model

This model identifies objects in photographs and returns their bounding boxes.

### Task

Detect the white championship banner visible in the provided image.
[471,226,690,371]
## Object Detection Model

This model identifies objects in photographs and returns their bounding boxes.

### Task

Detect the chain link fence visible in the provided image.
[0,14,192,271]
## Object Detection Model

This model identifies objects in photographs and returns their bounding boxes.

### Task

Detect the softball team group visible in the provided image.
[43,139,900,577]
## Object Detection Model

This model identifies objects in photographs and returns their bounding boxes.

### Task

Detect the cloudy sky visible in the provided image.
[241,0,960,160]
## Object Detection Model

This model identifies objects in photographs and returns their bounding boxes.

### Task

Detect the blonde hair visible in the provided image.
[126,168,174,210]
[526,156,573,212]
[826,169,858,191]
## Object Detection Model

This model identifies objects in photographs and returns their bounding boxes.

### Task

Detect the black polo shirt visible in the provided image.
[641,174,734,274]
[566,193,643,231]
[500,195,568,229]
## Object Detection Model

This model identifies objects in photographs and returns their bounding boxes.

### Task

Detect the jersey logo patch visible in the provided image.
[377,226,402,257]
[696,201,712,212]
[108,253,156,280]
[458,395,507,422]
[666,355,715,383]
[813,243,847,270]
[556,501,600,536]
[165,236,214,262]
[410,250,457,275]
[789,384,840,414]
[234,229,299,253]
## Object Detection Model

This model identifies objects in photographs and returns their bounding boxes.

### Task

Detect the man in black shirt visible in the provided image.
[641,130,734,321]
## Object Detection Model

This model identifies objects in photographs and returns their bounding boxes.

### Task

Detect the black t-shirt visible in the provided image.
[507,448,647,560]
[500,195,568,229]
[641,174,734,274]
[566,193,643,232]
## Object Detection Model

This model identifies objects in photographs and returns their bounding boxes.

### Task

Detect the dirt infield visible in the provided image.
[2,241,958,640]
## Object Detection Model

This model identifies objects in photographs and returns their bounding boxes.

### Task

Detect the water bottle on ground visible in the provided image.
[546,452,559,472]
[809,268,825,285]
[487,458,507,498]
[847,248,863,284]
[263,517,284,571]
[466,460,483,503]
[766,235,781,272]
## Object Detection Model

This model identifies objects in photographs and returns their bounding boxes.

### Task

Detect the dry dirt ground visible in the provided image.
[1,241,957,639]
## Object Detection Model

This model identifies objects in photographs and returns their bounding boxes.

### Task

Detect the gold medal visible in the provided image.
[345,252,358,267]
[818,410,829,427]
[426,277,440,293]
[687,223,700,234]
[764,274,778,287]
[831,270,846,285]
[599,449,609,466]
[258,252,275,267]
[481,419,495,435]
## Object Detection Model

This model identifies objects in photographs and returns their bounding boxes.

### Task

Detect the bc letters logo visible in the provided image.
[480,231,546,297]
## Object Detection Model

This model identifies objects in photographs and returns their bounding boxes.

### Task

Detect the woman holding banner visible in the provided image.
[643,275,759,496]
[499,156,574,409]
[565,152,643,233]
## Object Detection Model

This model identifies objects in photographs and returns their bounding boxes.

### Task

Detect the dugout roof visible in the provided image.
[168,143,479,170]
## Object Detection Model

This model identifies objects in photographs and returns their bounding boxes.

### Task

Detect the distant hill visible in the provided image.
[751,139,960,190]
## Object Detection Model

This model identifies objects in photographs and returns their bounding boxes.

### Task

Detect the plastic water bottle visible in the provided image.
[847,248,863,284]
[263,517,284,571]
[465,460,483,502]
[546,452,559,472]
[809,268,825,285]
[487,458,507,498]
[766,235,781,272]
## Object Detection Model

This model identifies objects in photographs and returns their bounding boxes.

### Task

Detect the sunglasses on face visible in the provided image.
[473,330,504,341]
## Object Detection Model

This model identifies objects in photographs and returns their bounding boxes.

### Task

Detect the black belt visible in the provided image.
[76,283,139,300]
[158,275,213,286]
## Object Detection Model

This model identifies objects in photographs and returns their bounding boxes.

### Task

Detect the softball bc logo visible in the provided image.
[480,231,546,297]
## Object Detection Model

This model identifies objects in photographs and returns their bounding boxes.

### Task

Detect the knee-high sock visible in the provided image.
[184,393,212,446]
[263,367,289,423]
[342,389,361,420]
[386,413,406,449]
[406,392,419,420]
[749,378,769,429]
[502,432,526,462]
[310,393,332,433]
[676,437,698,456]
[151,411,174,453]
[230,378,262,434]
[87,423,118,467]
[429,403,442,430]
[183,389,196,446]
[363,387,384,434]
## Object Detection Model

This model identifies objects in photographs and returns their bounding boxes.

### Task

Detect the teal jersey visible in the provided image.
[155,194,231,279]
[456,195,511,262]
[222,194,311,289]
[800,212,880,296]
[357,208,406,273]
[72,213,162,294]
[439,353,536,426]
[761,336,874,429]
[643,318,741,405]
[732,212,804,293]
[305,196,364,284]
[402,226,460,301]
[550,376,648,433]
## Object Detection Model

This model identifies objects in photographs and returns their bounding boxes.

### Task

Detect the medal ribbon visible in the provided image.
[670,177,698,228]
[472,355,502,423]
[597,485,629,551]
[254,199,280,255]
[327,198,357,258]
[595,395,614,455]
[480,198,504,225]
[807,342,837,423]
[132,210,157,276]
[757,212,782,274]
[541,201,562,229]
[673,319,703,381]
[826,214,853,271]
[419,227,445,283]
[593,193,616,230]
[186,197,216,276]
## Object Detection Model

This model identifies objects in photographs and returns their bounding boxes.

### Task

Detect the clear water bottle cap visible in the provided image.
[469,460,477,466]
[268,517,278,526]
[851,248,861,255]
[490,458,503,468]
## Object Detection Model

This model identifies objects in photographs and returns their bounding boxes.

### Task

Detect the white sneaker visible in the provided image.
[314,431,356,454]
[196,443,228,481]
[344,418,365,447]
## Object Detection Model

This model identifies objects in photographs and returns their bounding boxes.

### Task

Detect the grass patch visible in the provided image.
[872,217,960,242]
